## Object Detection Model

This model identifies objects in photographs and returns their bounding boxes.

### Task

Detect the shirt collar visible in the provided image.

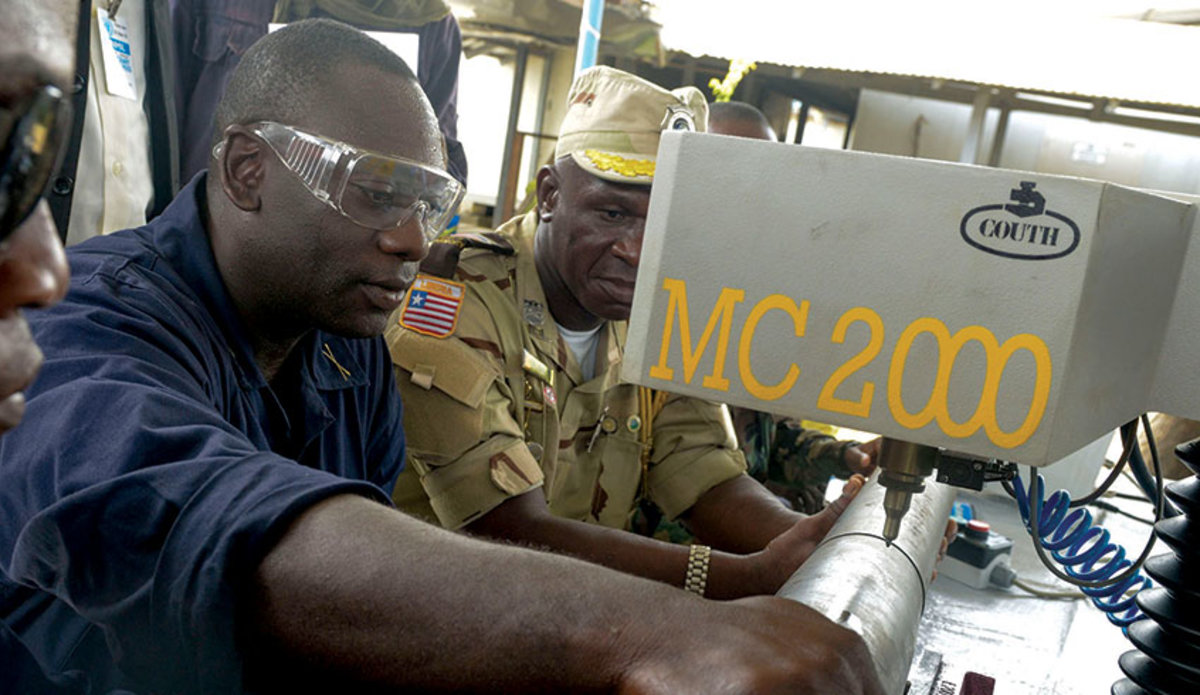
[151,173,366,391]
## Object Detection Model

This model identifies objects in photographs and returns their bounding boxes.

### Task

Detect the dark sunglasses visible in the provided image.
[0,84,72,241]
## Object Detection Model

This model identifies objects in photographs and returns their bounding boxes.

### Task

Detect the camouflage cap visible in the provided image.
[554,66,707,185]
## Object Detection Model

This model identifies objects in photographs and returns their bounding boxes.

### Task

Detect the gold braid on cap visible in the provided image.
[583,149,655,178]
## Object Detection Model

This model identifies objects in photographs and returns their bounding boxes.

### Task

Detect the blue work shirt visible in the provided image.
[0,174,406,693]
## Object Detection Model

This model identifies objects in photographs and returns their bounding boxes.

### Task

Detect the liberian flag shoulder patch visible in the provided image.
[399,276,466,338]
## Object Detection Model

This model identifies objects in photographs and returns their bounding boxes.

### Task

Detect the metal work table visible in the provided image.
[907,482,1155,694]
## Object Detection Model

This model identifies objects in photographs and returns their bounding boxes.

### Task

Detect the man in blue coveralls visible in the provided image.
[0,16,882,695]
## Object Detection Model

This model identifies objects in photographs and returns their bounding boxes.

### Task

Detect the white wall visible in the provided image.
[456,54,517,207]
[456,45,574,212]
[999,111,1200,194]
[848,90,998,162]
[849,88,1200,195]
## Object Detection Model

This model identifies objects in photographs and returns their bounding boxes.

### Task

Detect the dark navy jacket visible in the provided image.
[0,175,406,693]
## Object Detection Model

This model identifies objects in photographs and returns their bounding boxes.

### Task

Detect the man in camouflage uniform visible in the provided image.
[735,410,877,514]
[386,66,871,600]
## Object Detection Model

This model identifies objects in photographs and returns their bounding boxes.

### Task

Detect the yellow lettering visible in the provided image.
[817,307,883,418]
[737,294,808,401]
[888,319,941,430]
[648,278,744,390]
[887,317,1052,448]
[981,334,1052,449]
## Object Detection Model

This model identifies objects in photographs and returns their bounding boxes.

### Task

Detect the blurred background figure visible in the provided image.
[174,0,467,186]
[708,100,777,142]
[50,0,179,245]
[172,0,276,182]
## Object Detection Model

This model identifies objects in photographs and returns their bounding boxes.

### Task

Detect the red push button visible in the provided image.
[965,519,990,540]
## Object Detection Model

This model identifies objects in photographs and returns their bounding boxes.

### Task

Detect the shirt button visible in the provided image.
[112,160,124,176]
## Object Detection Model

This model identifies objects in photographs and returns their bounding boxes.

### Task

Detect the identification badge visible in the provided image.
[97,7,137,101]
[399,276,465,338]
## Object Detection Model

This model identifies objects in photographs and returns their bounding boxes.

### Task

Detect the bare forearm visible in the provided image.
[249,495,681,691]
[248,494,885,695]
[684,475,802,553]
[466,494,767,599]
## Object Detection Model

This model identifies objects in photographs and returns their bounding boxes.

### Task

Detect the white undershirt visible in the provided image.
[556,322,603,381]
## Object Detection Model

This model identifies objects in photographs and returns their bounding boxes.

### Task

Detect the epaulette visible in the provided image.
[419,232,516,279]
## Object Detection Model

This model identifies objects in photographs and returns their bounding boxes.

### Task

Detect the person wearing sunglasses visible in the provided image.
[0,23,73,437]
[0,16,881,695]
[0,1,77,692]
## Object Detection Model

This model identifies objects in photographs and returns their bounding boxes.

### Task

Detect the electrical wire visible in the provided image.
[1118,466,1151,497]
[1122,421,1181,518]
[999,418,1135,507]
[1105,490,1155,504]
[1011,577,1085,600]
[1088,499,1155,526]
[1068,422,1137,508]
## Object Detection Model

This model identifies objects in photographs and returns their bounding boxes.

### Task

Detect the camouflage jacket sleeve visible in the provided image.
[767,420,858,488]
[729,408,861,488]
[644,394,748,520]
[385,262,544,530]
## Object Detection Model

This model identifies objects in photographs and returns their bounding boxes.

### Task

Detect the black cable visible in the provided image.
[1089,499,1155,526]
[1068,418,1136,508]
[1142,411,1167,521]
[1122,420,1181,518]
[1106,490,1155,503]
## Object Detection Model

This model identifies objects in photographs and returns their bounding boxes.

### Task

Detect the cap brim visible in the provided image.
[568,149,655,185]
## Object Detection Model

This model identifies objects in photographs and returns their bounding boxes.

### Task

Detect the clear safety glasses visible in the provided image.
[245,121,464,240]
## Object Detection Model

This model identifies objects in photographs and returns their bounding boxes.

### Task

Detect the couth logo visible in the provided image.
[959,181,1081,260]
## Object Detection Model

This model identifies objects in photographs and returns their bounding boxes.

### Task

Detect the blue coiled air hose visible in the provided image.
[1013,473,1153,628]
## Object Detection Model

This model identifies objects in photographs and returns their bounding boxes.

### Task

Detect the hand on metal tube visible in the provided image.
[749,474,869,594]
[931,518,958,582]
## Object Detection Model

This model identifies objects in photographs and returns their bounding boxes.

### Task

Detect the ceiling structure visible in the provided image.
[447,1,1200,137]
[447,0,1200,186]
[449,0,661,60]
[653,1,1200,139]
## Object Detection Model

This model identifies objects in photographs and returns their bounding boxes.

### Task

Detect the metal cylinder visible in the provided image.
[777,471,955,695]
